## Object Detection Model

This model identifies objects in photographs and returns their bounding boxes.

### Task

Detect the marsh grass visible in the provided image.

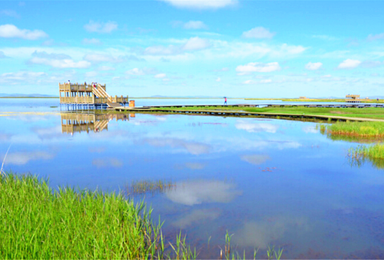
[125,179,175,196]
[318,121,384,137]
[0,173,195,259]
[348,143,384,169]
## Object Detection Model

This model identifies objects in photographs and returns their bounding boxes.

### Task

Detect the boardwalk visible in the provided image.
[112,103,384,123]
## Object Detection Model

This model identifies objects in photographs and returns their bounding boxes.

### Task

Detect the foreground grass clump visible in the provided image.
[0,173,174,259]
[321,121,384,137]
[348,143,384,169]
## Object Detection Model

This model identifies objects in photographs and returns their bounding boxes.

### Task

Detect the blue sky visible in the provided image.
[0,0,383,97]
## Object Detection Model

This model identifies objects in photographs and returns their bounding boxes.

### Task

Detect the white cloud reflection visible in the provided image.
[235,120,279,133]
[92,158,123,168]
[241,154,270,165]
[233,216,309,249]
[165,180,241,206]
[145,137,211,155]
[2,151,55,165]
[173,209,221,228]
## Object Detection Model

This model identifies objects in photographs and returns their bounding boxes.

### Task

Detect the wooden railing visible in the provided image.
[59,83,106,92]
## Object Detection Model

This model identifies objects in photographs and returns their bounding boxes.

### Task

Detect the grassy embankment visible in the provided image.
[152,106,384,120]
[0,173,283,259]
[244,98,384,103]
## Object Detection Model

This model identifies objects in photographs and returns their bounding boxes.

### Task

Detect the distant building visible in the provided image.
[345,94,361,103]
[299,96,309,99]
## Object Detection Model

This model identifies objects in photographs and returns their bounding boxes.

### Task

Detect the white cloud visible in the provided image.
[236,62,281,75]
[82,38,101,45]
[367,33,384,41]
[84,53,121,63]
[84,20,118,33]
[0,24,47,40]
[144,45,180,55]
[27,51,91,69]
[126,68,145,76]
[0,10,20,18]
[243,79,252,84]
[305,62,322,70]
[216,77,221,82]
[98,65,115,71]
[260,79,272,83]
[182,37,210,51]
[0,51,7,58]
[242,27,275,39]
[30,57,91,69]
[0,71,46,82]
[338,59,361,69]
[184,20,207,29]
[159,0,237,9]
[144,37,210,55]
[155,73,166,78]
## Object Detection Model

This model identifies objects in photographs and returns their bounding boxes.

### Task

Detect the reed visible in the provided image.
[348,143,384,169]
[0,173,193,259]
[324,121,384,136]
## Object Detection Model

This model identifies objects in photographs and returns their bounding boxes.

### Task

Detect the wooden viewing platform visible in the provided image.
[345,94,361,103]
[59,82,129,109]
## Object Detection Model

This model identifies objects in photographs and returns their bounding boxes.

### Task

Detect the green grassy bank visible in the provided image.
[0,173,195,259]
[319,121,384,137]
[152,106,384,120]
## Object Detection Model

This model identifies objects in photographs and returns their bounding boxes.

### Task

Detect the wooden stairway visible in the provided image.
[92,84,118,108]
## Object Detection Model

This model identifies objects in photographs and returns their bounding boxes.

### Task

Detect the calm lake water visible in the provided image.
[1,98,384,258]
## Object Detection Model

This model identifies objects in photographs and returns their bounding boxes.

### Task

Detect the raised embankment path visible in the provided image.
[113,104,384,122]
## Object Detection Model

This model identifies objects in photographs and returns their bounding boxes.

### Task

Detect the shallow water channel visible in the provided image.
[1,99,384,258]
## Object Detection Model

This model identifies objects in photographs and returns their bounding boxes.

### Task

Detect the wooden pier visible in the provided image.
[59,82,129,109]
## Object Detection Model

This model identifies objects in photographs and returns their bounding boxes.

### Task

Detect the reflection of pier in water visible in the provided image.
[61,113,135,134]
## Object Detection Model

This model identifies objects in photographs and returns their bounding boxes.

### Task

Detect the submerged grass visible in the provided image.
[126,179,175,196]
[0,173,196,259]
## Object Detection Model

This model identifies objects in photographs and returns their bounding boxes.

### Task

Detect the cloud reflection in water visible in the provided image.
[235,120,279,133]
[165,180,241,206]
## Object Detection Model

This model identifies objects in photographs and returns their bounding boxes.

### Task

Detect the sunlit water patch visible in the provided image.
[1,108,384,258]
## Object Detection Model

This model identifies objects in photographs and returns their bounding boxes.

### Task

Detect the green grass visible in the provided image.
[0,173,194,259]
[152,106,384,120]
[320,121,384,137]
[348,143,384,169]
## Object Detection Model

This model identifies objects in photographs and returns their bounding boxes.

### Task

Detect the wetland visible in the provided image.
[1,98,384,258]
